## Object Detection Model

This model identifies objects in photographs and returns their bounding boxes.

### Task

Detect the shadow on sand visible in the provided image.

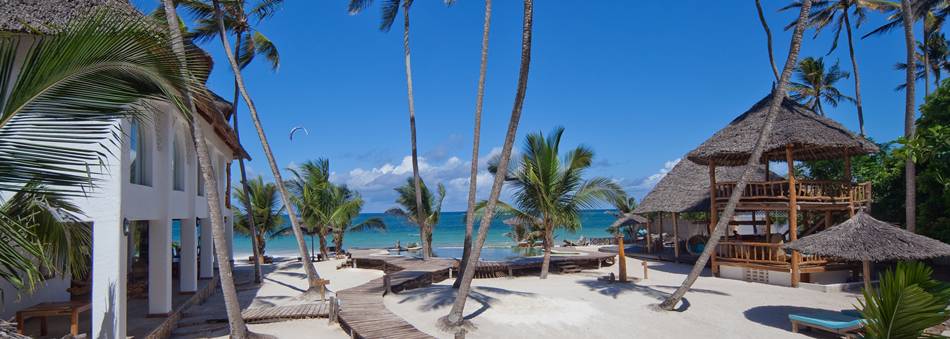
[394,285,535,320]
[743,305,857,338]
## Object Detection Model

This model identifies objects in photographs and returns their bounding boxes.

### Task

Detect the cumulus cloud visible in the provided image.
[613,158,680,200]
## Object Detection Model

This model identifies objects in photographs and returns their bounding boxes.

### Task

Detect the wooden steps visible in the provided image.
[557,263,583,274]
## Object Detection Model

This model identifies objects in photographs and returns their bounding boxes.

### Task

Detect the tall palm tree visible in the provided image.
[755,0,780,81]
[900,0,918,233]
[208,0,323,294]
[896,34,950,90]
[444,0,534,329]
[178,0,281,285]
[863,0,948,96]
[161,1,252,336]
[486,127,622,279]
[455,0,493,289]
[782,0,895,135]
[789,57,855,115]
[287,160,333,259]
[659,0,815,311]
[347,0,456,259]
[233,176,285,260]
[604,194,639,236]
[387,178,445,257]
[326,186,386,252]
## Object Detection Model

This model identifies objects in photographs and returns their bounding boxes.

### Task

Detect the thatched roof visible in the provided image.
[784,212,950,262]
[634,159,778,214]
[0,0,140,34]
[619,214,649,226]
[687,94,878,166]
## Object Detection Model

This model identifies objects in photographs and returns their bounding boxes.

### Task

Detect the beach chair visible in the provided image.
[788,311,865,338]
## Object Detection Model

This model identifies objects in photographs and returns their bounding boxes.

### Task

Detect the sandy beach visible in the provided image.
[216,248,860,339]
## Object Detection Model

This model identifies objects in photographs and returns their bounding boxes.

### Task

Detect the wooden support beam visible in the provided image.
[646,215,653,253]
[787,144,800,287]
[672,212,680,262]
[616,235,627,282]
[766,212,772,243]
[709,161,719,276]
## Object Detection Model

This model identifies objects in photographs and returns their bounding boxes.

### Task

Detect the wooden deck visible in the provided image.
[242,302,329,323]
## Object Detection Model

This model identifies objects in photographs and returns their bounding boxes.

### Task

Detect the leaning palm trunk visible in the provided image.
[401,3,430,260]
[455,0,492,288]
[443,0,533,330]
[161,1,250,336]
[230,30,264,283]
[901,0,916,233]
[754,0,779,81]
[210,0,322,290]
[842,10,866,136]
[658,0,813,311]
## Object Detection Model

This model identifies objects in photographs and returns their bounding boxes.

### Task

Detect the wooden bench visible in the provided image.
[16,301,91,337]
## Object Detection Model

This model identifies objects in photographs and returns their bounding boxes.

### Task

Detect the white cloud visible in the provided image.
[613,158,680,200]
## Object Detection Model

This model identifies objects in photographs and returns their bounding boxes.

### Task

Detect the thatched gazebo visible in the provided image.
[687,93,878,287]
[634,159,778,257]
[784,212,950,290]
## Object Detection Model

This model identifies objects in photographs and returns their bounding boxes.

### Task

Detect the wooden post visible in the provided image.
[862,260,872,292]
[709,161,719,276]
[641,261,649,280]
[751,211,758,236]
[616,235,627,282]
[845,152,855,217]
[672,212,680,261]
[824,211,832,231]
[646,214,654,253]
[657,212,664,255]
[787,144,800,287]
[765,213,772,243]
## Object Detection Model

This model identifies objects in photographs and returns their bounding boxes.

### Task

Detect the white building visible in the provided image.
[0,2,246,338]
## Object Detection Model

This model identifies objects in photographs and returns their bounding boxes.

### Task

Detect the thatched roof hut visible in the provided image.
[0,0,140,34]
[687,94,878,166]
[634,159,778,214]
[784,212,950,262]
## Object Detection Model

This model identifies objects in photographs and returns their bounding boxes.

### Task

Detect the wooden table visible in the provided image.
[16,300,91,337]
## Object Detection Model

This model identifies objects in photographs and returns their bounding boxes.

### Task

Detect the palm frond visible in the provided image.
[251,31,279,70]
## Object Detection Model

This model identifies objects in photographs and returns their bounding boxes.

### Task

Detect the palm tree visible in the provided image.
[178,0,282,285]
[659,0,815,311]
[604,194,639,236]
[788,57,855,115]
[486,127,622,279]
[444,0,534,329]
[454,0,493,289]
[387,178,445,257]
[286,160,333,260]
[326,186,386,252]
[896,34,950,90]
[208,0,323,294]
[863,0,947,96]
[161,1,252,336]
[233,176,285,260]
[900,0,918,233]
[781,0,895,135]
[755,0,780,81]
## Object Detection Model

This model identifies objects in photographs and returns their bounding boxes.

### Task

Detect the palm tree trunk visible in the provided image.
[901,0,917,233]
[401,3,430,261]
[318,231,329,260]
[842,11,866,136]
[658,0,813,311]
[161,1,249,337]
[754,0,779,81]
[443,0,533,329]
[211,0,323,291]
[923,20,931,96]
[539,223,552,279]
[454,0,492,289]
[230,30,264,284]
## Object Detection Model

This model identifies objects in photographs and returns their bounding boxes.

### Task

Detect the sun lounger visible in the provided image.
[789,312,865,338]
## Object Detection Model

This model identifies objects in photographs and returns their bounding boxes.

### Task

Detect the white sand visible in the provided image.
[383,256,860,339]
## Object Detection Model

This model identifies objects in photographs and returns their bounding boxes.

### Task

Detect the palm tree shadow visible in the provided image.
[393,285,534,320]
[744,305,857,337]
[97,282,117,339]
[575,279,692,312]
[650,285,731,296]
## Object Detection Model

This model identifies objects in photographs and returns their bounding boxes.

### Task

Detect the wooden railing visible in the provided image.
[714,180,872,206]
[716,241,831,267]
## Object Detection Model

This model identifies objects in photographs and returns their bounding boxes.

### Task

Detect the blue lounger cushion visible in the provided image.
[788,313,865,330]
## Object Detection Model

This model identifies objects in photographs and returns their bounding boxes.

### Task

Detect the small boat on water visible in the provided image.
[406,246,422,252]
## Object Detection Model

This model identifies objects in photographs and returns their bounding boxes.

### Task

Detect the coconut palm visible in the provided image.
[347,0,456,259]
[444,0,534,329]
[326,187,386,252]
[781,0,896,135]
[755,0,780,81]
[232,176,285,260]
[863,0,947,96]
[659,0,815,311]
[454,0,493,289]
[387,178,445,257]
[286,159,331,259]
[896,34,950,90]
[161,1,253,336]
[604,194,639,236]
[208,0,322,295]
[486,127,622,279]
[900,0,918,233]
[177,0,281,284]
[789,57,855,115]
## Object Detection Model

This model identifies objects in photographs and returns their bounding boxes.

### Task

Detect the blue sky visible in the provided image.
[132,0,929,212]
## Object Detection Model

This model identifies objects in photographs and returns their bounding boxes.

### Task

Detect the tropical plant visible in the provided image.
[232,176,285,259]
[208,0,323,295]
[604,194,638,236]
[178,0,282,284]
[896,34,950,91]
[387,178,445,257]
[454,0,493,289]
[327,187,386,252]
[659,0,815,311]
[859,261,950,338]
[788,57,855,115]
[863,0,948,96]
[286,159,333,259]
[485,127,622,279]
[502,219,543,246]
[899,0,918,234]
[445,0,534,329]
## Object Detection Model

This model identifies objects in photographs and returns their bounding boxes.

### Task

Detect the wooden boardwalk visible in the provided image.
[336,252,455,339]
[242,302,328,323]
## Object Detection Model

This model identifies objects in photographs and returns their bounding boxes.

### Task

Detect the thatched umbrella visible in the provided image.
[784,212,950,290]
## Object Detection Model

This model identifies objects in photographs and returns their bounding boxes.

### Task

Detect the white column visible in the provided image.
[179,218,198,293]
[199,218,214,279]
[148,218,172,315]
[92,216,128,338]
